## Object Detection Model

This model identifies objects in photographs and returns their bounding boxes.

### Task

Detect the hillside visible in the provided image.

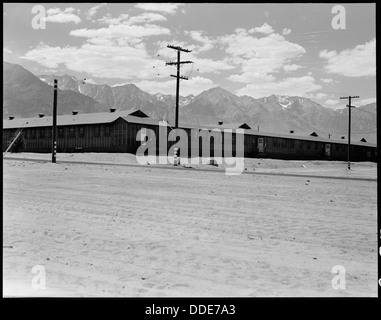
[3,62,377,143]
[3,62,104,118]
[39,74,171,121]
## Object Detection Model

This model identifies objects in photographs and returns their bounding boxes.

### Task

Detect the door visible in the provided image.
[325,143,331,157]
[258,137,264,153]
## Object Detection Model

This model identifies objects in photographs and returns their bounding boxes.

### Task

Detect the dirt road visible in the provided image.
[3,157,377,296]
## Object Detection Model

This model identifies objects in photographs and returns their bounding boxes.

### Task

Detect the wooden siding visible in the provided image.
[2,119,377,162]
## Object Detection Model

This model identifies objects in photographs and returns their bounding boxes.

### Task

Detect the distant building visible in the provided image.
[3,110,377,162]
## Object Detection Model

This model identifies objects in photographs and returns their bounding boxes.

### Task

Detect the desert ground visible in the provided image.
[3,153,378,297]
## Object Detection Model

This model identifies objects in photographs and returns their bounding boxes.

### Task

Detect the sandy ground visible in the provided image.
[4,152,378,179]
[3,153,378,297]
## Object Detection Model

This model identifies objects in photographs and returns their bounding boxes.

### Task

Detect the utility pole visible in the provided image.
[340,95,359,170]
[166,45,193,128]
[52,79,58,163]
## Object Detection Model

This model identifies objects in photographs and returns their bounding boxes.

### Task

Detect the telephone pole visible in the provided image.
[340,95,359,170]
[52,79,58,163]
[166,45,193,128]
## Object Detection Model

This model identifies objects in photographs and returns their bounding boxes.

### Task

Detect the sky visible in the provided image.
[3,3,376,109]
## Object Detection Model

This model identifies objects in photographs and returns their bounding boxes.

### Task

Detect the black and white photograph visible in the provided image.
[2,2,378,301]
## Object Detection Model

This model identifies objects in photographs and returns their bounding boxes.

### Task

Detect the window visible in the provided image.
[307,141,311,149]
[69,127,75,138]
[273,138,278,147]
[105,126,110,137]
[58,128,64,138]
[94,126,100,137]
[282,139,287,147]
[290,140,295,148]
[79,127,85,138]
[315,142,318,150]
[30,129,36,139]
[39,128,45,138]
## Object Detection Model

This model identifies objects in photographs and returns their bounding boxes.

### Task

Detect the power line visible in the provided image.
[185,62,194,79]
[178,63,195,83]
[290,26,374,37]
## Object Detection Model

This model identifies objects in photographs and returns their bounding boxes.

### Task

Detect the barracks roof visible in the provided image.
[3,109,158,129]
[3,111,376,148]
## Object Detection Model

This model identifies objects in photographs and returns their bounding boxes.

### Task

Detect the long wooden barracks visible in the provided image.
[2,108,377,162]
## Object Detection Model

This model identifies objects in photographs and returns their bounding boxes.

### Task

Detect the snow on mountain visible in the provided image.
[3,61,375,143]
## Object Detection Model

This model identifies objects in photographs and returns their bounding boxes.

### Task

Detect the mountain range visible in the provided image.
[3,62,104,118]
[3,61,377,143]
